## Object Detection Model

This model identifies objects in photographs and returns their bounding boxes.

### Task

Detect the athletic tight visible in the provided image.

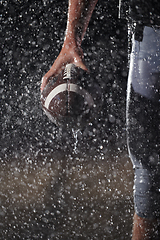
[127,26,160,219]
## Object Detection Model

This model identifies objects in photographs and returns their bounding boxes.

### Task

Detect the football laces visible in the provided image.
[63,63,75,79]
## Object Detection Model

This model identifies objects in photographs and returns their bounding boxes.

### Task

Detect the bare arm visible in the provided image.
[41,0,98,91]
[66,0,99,45]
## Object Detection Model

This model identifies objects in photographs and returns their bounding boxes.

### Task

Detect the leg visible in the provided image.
[127,26,160,239]
[132,213,157,240]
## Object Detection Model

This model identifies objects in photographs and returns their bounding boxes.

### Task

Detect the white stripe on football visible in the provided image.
[44,83,94,109]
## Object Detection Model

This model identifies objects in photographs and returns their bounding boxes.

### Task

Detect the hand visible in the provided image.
[41,39,88,92]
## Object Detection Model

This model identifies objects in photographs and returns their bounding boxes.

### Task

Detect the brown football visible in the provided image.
[41,64,94,128]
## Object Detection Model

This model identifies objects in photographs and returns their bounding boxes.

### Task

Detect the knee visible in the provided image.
[134,168,160,220]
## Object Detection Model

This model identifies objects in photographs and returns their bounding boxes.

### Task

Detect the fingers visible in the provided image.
[41,59,88,92]
[41,46,88,92]
[41,76,49,92]
[41,72,53,92]
[41,60,65,92]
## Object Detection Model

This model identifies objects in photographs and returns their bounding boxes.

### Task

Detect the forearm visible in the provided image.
[41,0,97,91]
[65,0,98,46]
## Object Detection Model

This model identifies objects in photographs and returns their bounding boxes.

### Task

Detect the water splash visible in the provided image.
[72,128,81,154]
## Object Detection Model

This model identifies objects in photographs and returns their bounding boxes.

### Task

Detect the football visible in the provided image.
[41,63,96,128]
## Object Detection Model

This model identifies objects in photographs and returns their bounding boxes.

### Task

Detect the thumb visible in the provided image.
[73,56,88,72]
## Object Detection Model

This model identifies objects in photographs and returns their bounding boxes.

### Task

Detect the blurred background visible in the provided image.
[0,0,134,239]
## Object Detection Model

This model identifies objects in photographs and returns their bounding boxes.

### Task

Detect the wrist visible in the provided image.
[63,31,80,50]
[65,20,83,46]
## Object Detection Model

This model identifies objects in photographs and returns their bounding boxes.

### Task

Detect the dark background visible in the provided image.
[0,0,133,239]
